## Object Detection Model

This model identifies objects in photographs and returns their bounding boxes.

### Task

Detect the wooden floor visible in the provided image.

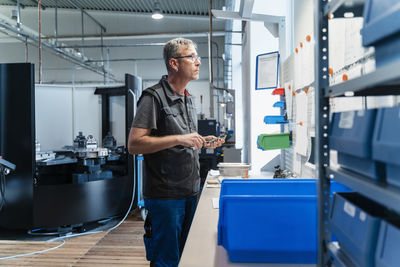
[0,212,149,266]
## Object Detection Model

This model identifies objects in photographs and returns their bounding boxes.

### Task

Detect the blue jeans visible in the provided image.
[143,195,199,267]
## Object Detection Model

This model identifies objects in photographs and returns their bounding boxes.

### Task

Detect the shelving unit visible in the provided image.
[315,0,400,266]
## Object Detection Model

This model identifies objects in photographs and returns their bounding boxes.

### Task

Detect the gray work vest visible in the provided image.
[140,76,200,199]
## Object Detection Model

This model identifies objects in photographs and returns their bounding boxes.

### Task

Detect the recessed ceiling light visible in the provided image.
[152,2,164,20]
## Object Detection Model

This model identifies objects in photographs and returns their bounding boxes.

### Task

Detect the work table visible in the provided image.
[179,173,315,267]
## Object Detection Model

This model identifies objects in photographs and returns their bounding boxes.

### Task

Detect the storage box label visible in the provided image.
[343,201,356,217]
[359,211,366,221]
[339,111,355,129]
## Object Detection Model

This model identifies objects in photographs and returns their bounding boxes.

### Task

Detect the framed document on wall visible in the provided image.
[255,51,280,90]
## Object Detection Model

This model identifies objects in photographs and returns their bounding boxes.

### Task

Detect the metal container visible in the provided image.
[217,163,250,178]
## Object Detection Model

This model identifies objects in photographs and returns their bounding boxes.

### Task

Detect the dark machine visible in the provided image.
[0,158,16,212]
[0,64,138,230]
[197,119,223,186]
[94,73,143,216]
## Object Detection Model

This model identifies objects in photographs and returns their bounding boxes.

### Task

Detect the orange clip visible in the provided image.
[342,74,348,82]
[300,42,303,48]
[299,121,303,126]
[295,48,298,53]
[293,91,296,96]
[329,67,333,75]
[305,88,309,94]
[328,14,333,19]
[306,35,311,42]
[288,84,291,90]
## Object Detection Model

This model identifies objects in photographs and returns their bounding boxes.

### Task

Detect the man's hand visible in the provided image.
[178,133,206,150]
[203,135,225,149]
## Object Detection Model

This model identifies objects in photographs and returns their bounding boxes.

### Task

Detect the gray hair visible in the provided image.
[163,38,197,72]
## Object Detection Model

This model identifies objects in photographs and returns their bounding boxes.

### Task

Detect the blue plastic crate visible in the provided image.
[220,179,349,196]
[330,192,386,267]
[375,220,400,267]
[361,0,400,67]
[329,110,384,180]
[273,101,285,109]
[336,152,383,180]
[373,107,400,187]
[264,115,288,124]
[218,179,350,264]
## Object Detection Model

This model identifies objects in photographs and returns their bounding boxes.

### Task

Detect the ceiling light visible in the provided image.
[11,10,17,20]
[152,2,164,20]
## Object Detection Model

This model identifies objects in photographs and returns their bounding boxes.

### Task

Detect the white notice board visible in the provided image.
[256,51,280,90]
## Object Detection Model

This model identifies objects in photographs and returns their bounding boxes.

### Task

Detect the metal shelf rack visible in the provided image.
[327,242,357,267]
[315,0,400,266]
[326,58,400,97]
[323,0,365,17]
[328,167,400,214]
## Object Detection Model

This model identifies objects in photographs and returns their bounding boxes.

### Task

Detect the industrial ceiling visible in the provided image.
[0,0,234,84]
[0,0,226,16]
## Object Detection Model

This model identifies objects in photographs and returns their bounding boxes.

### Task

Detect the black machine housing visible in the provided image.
[0,64,139,230]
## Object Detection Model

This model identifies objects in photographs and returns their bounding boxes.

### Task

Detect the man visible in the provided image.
[128,38,224,267]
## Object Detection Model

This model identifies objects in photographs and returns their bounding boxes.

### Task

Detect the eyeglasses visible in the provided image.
[174,54,201,63]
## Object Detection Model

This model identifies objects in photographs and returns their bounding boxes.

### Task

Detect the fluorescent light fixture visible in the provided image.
[152,2,164,20]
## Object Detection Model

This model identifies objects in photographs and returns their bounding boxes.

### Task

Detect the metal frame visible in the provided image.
[314,0,331,265]
[328,167,400,214]
[315,0,400,266]
[326,58,400,96]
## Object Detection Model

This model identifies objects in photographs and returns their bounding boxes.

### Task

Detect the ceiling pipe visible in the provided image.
[85,56,223,62]
[0,21,114,80]
[0,11,113,79]
[43,31,226,42]
[54,39,222,90]
[56,40,219,50]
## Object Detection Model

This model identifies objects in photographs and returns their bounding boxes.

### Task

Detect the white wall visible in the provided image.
[35,84,127,151]
[35,85,75,150]
[242,22,251,164]
[240,0,292,172]
[249,20,281,173]
[231,19,243,149]
[293,0,313,51]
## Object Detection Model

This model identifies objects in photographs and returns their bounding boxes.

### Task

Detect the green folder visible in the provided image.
[257,133,290,150]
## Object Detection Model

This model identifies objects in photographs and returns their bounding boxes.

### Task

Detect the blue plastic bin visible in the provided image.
[218,179,350,264]
[330,192,387,267]
[373,107,400,187]
[375,220,400,267]
[361,0,400,67]
[273,101,286,109]
[329,110,384,180]
[264,115,288,124]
